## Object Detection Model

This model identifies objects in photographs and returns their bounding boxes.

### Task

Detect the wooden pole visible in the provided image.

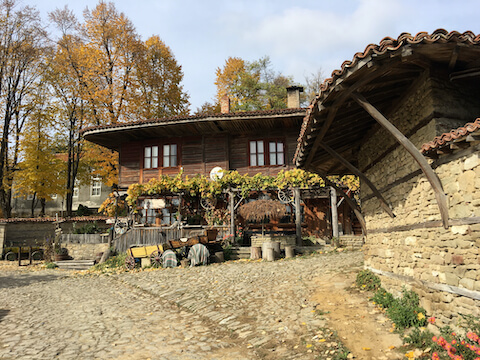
[18,247,21,266]
[351,91,449,229]
[330,187,339,239]
[29,247,32,265]
[294,187,302,246]
[229,189,235,239]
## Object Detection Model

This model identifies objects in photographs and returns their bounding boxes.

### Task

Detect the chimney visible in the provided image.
[286,86,304,108]
[220,95,230,113]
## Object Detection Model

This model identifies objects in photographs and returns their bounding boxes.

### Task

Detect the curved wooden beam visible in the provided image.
[318,142,395,218]
[351,91,449,229]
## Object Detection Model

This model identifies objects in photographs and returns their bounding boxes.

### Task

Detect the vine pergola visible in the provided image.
[102,169,360,245]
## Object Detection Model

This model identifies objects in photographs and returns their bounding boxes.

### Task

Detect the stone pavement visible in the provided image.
[0,250,363,359]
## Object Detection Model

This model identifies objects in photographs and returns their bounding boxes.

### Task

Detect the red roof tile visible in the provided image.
[421,118,480,154]
[295,29,480,164]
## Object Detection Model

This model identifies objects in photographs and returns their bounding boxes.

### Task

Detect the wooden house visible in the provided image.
[83,87,359,242]
[295,30,480,324]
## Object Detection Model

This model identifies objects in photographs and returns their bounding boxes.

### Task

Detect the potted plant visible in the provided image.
[54,247,69,261]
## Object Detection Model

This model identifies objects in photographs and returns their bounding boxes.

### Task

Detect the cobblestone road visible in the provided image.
[0,250,363,360]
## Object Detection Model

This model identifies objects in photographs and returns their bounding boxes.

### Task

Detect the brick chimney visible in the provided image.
[220,95,230,113]
[286,86,304,108]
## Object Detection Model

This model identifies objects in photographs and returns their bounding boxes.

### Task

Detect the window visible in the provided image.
[163,144,177,167]
[269,140,285,166]
[144,144,178,169]
[249,139,284,166]
[73,179,80,198]
[144,145,159,169]
[27,194,34,200]
[91,178,102,197]
[51,194,57,200]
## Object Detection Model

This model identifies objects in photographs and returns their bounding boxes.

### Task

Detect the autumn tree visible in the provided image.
[15,92,64,216]
[135,35,190,119]
[0,0,48,217]
[214,56,299,112]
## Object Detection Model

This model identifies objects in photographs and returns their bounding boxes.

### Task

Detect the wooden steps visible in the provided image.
[54,260,95,270]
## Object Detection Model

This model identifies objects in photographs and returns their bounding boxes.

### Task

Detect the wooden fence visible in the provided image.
[113,225,230,253]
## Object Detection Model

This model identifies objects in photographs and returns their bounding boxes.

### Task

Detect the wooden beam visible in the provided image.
[294,188,302,246]
[304,64,396,169]
[330,187,339,238]
[318,142,395,218]
[351,91,449,229]
[448,45,459,70]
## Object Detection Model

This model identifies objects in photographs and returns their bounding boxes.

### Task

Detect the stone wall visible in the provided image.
[359,73,480,326]
[251,235,296,249]
[338,235,364,250]
[65,243,110,260]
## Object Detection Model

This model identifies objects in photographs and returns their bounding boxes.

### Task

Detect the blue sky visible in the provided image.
[26,0,480,112]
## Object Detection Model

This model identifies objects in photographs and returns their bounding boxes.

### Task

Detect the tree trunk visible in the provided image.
[250,246,261,260]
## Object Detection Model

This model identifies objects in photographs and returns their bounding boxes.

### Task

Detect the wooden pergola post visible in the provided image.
[228,189,235,239]
[330,187,339,239]
[294,187,302,246]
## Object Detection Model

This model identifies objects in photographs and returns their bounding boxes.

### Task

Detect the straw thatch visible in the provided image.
[238,199,286,222]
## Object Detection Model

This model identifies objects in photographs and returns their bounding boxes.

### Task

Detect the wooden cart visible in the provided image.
[125,244,165,269]
[124,228,220,269]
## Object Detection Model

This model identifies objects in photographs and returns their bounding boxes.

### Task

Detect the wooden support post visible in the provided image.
[351,91,449,229]
[18,247,21,266]
[330,187,339,239]
[315,172,367,236]
[318,142,395,218]
[228,189,235,240]
[294,187,302,246]
[29,247,32,265]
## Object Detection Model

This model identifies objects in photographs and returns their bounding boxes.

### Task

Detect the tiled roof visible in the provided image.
[295,29,480,166]
[318,29,479,97]
[82,108,305,134]
[421,118,480,154]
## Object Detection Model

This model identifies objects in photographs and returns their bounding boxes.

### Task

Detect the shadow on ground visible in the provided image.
[0,309,9,323]
[0,273,61,290]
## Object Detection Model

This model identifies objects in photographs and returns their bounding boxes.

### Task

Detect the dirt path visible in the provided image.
[311,272,404,360]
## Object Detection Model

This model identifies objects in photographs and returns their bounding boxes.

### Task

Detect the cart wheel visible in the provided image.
[278,188,294,204]
[150,251,162,268]
[31,251,43,261]
[4,251,16,261]
[125,256,136,270]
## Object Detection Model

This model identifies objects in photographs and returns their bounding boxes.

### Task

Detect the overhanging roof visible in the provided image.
[295,29,480,174]
[83,108,306,151]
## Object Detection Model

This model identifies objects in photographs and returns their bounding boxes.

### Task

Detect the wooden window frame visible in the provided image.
[143,142,181,170]
[248,138,286,167]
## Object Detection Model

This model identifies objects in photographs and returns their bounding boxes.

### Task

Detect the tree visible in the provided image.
[15,94,64,217]
[135,35,190,119]
[214,56,300,112]
[304,69,325,104]
[81,1,142,124]
[0,0,48,217]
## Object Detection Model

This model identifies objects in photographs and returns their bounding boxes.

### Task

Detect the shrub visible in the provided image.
[403,327,435,348]
[44,262,57,269]
[73,221,102,234]
[355,269,381,291]
[386,288,427,330]
[92,252,126,272]
[371,287,396,309]
[76,204,92,216]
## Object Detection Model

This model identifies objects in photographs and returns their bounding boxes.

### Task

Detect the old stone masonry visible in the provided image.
[0,251,363,360]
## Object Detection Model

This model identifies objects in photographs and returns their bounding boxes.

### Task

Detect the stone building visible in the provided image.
[295,30,480,325]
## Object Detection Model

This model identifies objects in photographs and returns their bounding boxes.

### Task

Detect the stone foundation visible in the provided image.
[251,235,296,249]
